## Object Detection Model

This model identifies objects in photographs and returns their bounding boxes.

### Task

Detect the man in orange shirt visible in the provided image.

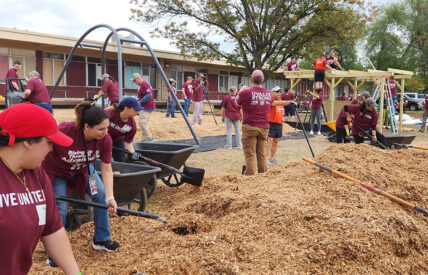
[314,55,335,90]
[267,86,286,165]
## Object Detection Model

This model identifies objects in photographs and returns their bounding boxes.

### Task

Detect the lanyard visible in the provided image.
[81,129,97,176]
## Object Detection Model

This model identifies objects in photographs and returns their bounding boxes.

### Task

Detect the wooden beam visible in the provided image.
[387,68,413,76]
[371,77,382,89]
[348,70,366,74]
[356,80,367,91]
[346,80,355,90]
[333,78,344,89]
[330,78,336,121]
[290,78,301,90]
[399,79,405,131]
[324,79,332,89]
[392,75,413,79]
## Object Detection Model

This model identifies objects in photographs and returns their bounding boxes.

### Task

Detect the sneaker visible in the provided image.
[144,137,155,143]
[92,238,120,252]
[317,131,321,136]
[46,257,58,268]
[237,146,243,150]
[309,131,314,135]
[271,159,280,165]
[224,146,232,150]
[267,159,274,165]
[420,129,425,133]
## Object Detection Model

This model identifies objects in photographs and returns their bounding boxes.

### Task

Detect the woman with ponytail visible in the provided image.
[42,102,120,264]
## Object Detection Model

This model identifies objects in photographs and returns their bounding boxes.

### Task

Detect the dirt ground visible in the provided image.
[27,109,428,274]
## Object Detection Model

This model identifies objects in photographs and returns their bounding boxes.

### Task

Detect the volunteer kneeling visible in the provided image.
[42,102,120,260]
[0,103,79,275]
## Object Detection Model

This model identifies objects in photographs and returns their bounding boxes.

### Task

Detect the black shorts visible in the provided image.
[268,122,283,138]
[314,70,325,82]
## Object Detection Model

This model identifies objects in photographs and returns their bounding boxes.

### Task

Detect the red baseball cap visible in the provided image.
[0,103,73,147]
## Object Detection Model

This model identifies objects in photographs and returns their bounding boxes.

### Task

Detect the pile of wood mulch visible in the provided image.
[30,144,428,274]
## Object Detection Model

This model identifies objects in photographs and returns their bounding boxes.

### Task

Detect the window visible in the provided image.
[265,77,287,91]
[124,61,156,89]
[87,57,102,87]
[171,65,183,90]
[240,75,250,87]
[42,52,65,85]
[219,71,229,92]
[229,71,239,88]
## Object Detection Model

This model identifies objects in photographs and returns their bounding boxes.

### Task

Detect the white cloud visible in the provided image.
[0,0,178,51]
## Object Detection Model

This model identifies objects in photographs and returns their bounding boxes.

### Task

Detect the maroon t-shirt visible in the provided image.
[221,94,241,121]
[236,86,273,128]
[5,68,19,91]
[347,104,378,134]
[182,82,193,98]
[339,95,347,101]
[326,55,335,65]
[0,161,62,275]
[335,108,348,129]
[25,78,51,104]
[287,62,299,71]
[42,121,112,197]
[347,95,354,101]
[192,80,204,102]
[106,107,137,143]
[425,97,428,112]
[137,80,156,110]
[386,80,397,97]
[101,80,119,102]
[311,95,323,110]
[281,92,296,101]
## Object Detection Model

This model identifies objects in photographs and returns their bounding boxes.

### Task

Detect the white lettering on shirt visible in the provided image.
[110,122,132,134]
[0,190,46,208]
[62,149,101,171]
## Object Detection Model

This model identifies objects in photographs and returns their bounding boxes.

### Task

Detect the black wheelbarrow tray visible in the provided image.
[94,159,161,211]
[126,142,200,196]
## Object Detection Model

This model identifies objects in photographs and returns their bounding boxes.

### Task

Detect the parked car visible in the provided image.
[404,93,425,111]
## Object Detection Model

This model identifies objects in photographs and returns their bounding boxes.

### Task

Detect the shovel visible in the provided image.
[351,120,390,150]
[113,146,205,186]
[392,143,428,150]
[294,105,315,157]
[55,196,169,224]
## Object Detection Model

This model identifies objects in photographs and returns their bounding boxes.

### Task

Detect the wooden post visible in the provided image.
[354,80,358,95]
[399,79,405,131]
[330,78,336,121]
[379,78,385,133]
[290,79,294,93]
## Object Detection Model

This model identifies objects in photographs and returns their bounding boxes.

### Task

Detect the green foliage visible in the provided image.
[365,0,427,88]
[406,76,426,92]
[130,0,370,74]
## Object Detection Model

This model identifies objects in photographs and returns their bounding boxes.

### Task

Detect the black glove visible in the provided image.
[131,152,141,160]
[222,115,225,123]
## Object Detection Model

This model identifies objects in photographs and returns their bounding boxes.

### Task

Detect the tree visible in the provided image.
[130,0,370,76]
[365,0,427,87]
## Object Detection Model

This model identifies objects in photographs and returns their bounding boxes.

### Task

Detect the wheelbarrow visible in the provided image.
[124,142,202,197]
[64,160,160,231]
[94,160,161,211]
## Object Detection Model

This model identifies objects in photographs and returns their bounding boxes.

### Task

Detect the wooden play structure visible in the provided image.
[283,68,414,133]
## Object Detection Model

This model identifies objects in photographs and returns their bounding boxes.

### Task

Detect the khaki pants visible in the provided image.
[138,110,153,140]
[242,124,269,175]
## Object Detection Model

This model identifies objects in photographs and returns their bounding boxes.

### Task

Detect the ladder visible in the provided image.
[384,79,398,134]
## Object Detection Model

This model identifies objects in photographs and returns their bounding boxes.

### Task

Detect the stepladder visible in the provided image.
[385,79,398,134]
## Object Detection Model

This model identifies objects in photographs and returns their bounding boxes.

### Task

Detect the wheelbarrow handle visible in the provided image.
[55,196,169,224]
[113,146,183,175]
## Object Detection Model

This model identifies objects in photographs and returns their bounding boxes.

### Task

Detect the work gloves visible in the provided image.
[131,152,141,160]
[222,115,225,123]
[289,100,297,106]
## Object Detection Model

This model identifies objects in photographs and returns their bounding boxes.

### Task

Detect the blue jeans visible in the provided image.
[166,97,176,117]
[53,164,110,242]
[184,98,191,116]
[35,102,53,114]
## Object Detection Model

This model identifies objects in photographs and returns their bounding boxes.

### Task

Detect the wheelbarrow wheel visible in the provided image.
[137,187,147,212]
[161,173,185,187]
[327,131,336,142]
[145,175,157,198]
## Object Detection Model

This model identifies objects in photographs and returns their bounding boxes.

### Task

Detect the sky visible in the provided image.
[0,0,398,53]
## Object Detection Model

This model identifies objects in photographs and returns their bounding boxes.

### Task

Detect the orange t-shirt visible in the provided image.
[314,57,327,71]
[269,98,284,124]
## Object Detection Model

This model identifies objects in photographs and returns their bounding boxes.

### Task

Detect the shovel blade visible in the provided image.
[181,166,205,186]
